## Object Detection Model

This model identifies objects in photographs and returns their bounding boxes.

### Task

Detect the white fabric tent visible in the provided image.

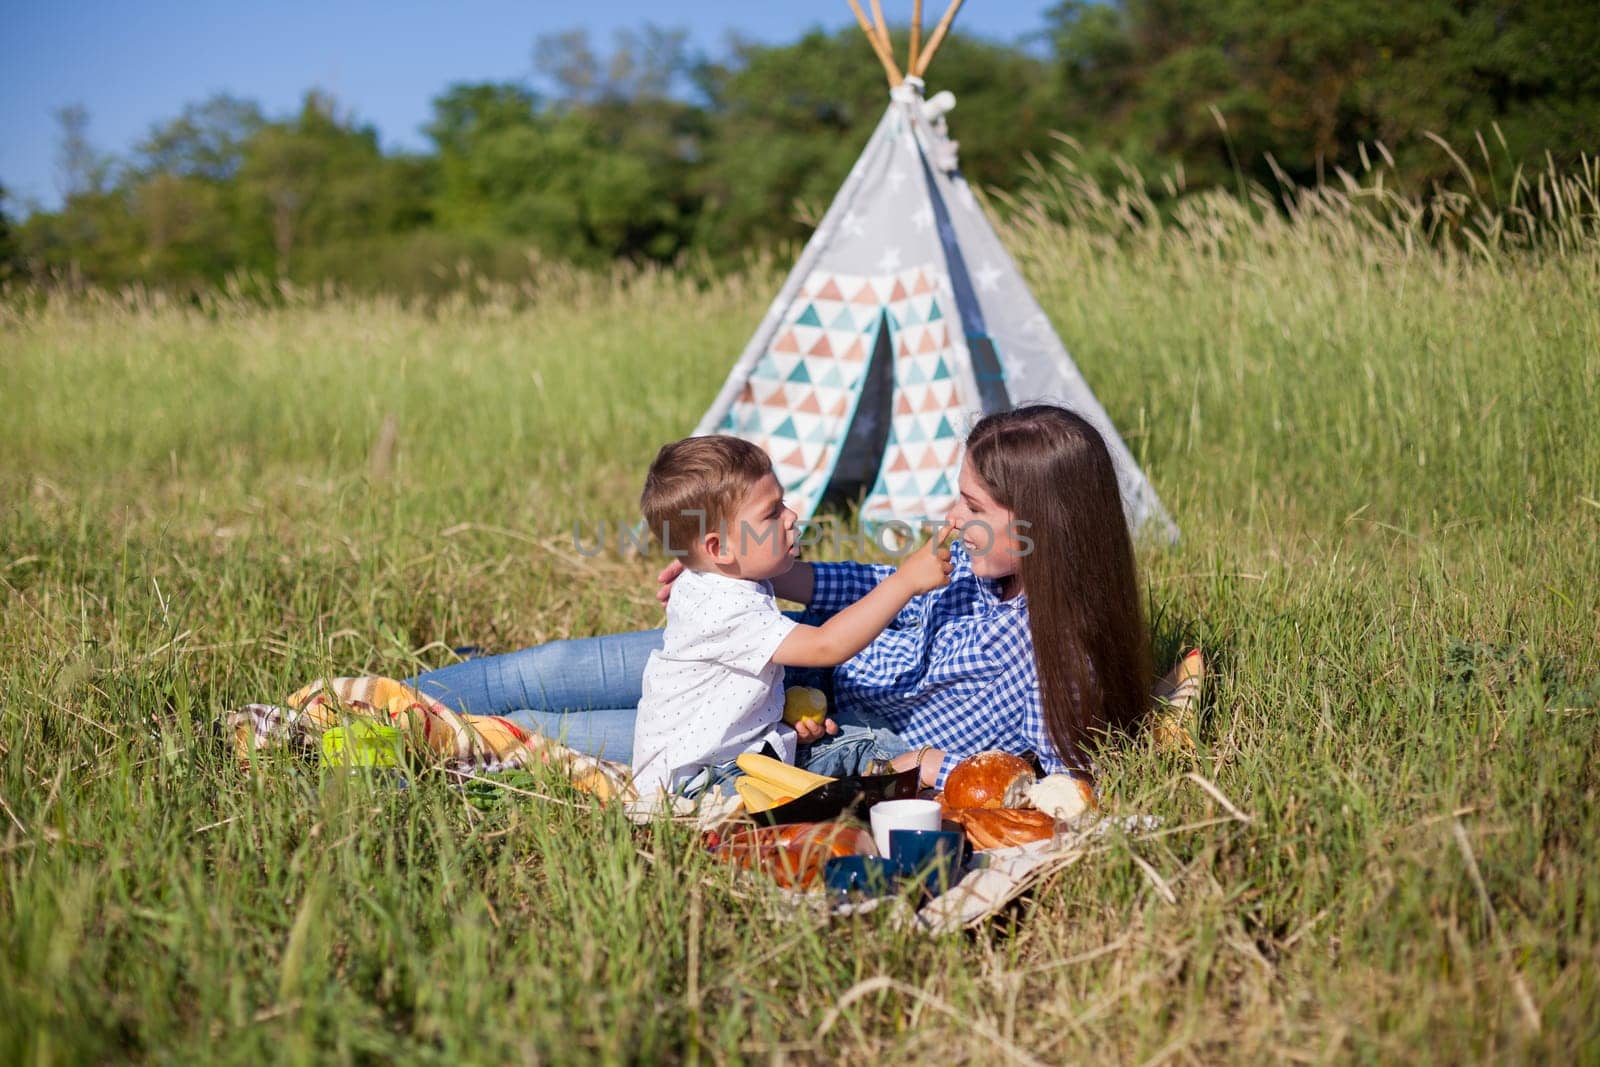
[693,4,1176,541]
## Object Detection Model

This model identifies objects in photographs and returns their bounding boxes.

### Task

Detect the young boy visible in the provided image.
[630,435,951,798]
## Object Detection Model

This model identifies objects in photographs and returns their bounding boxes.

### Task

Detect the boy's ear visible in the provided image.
[701,527,729,563]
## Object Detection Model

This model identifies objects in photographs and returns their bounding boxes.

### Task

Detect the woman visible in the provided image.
[411,405,1151,788]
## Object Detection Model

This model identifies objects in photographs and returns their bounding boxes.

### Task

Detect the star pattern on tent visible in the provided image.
[876,246,904,272]
[1022,312,1054,342]
[973,261,1003,293]
[841,210,866,238]
[911,204,934,231]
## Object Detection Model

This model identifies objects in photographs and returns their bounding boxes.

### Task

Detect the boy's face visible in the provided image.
[714,472,799,579]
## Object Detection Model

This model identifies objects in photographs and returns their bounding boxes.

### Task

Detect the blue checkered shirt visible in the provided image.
[807,540,1079,785]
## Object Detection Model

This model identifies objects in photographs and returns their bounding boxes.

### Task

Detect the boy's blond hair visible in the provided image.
[641,435,773,558]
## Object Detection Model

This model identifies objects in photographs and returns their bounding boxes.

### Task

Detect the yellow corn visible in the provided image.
[735,753,835,797]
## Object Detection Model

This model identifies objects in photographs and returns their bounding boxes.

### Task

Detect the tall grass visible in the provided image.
[2,152,1598,1062]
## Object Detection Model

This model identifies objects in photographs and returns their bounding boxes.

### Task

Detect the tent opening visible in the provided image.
[819,311,896,513]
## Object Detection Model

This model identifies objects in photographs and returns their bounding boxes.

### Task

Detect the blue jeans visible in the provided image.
[409,629,663,765]
[797,708,913,778]
[408,619,908,774]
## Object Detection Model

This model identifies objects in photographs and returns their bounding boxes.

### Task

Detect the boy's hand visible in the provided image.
[894,524,955,595]
[793,717,838,744]
[655,559,685,605]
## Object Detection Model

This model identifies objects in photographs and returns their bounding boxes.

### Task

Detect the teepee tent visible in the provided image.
[694,0,1177,541]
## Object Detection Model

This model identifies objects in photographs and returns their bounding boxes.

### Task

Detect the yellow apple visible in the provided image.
[782,686,828,727]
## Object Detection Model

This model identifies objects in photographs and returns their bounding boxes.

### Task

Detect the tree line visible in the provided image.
[3,1,1594,292]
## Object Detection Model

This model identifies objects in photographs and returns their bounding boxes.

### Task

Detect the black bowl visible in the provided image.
[749,767,922,826]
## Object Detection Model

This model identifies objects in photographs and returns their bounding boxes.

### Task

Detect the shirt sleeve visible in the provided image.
[681,590,798,676]
[806,560,898,617]
[910,667,1010,788]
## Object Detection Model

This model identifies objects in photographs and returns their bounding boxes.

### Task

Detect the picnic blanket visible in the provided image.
[225,676,638,804]
[221,653,1206,932]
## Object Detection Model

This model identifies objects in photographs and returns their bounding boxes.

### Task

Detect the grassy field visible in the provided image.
[3,156,1599,1063]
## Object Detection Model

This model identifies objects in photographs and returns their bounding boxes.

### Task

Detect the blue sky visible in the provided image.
[1,1,1060,214]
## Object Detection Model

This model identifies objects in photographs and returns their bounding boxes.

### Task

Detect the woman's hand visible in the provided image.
[655,558,685,605]
[889,746,946,789]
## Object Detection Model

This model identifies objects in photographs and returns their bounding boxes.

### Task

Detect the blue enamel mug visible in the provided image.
[888,828,967,897]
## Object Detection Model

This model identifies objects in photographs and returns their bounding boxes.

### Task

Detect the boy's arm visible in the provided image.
[772,529,952,668]
[658,558,889,615]
[770,572,919,668]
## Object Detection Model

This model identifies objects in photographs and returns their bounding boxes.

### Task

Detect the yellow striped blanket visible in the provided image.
[224,676,637,804]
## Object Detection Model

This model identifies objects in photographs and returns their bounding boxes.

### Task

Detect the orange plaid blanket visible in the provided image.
[224,676,636,803]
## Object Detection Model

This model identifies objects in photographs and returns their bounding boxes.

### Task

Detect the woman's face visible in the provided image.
[946,463,1026,584]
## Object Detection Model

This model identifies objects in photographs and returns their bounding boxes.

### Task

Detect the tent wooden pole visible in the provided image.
[908,0,924,75]
[868,0,906,85]
[846,0,903,84]
[914,0,966,77]
[868,0,893,58]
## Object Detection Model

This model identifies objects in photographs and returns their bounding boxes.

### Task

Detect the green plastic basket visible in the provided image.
[320,721,404,769]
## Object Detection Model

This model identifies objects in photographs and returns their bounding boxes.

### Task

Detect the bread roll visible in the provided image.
[712,822,875,889]
[943,751,1037,809]
[943,807,1055,850]
[1027,773,1097,821]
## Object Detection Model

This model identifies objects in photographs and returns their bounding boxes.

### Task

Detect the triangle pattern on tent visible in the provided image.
[854,265,975,520]
[707,263,976,522]
[712,268,889,516]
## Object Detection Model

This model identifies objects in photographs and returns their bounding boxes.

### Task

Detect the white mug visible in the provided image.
[869,798,942,857]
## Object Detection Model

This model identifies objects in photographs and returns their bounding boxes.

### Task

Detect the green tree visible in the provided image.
[425,82,543,234]
[19,106,143,283]
[1046,0,1600,193]
[691,26,1055,260]
[54,104,114,199]
[237,92,422,277]
[534,25,690,104]
[110,95,269,284]
[136,94,264,181]
[423,28,702,263]
[127,172,236,284]
[0,183,17,279]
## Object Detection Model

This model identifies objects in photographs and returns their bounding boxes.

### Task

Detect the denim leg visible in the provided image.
[408,629,664,717]
[797,709,911,778]
[499,707,639,765]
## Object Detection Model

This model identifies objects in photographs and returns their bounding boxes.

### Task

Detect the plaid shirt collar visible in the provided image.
[963,544,1026,614]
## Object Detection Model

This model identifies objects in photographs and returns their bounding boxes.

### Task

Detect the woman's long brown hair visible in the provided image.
[966,405,1151,773]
